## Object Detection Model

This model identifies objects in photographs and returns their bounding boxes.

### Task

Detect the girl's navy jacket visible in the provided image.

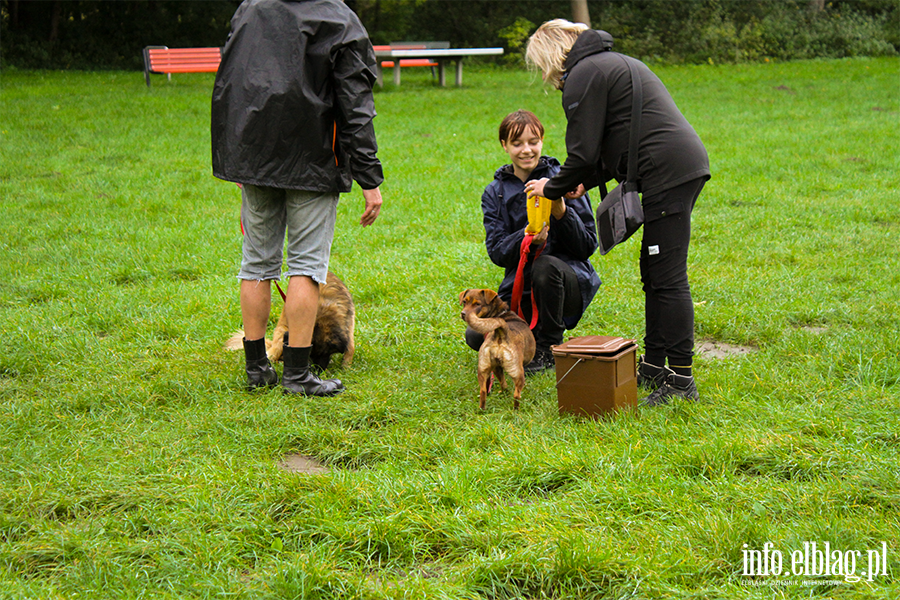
[481,156,601,330]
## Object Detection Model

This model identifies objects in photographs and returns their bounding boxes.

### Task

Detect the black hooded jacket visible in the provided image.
[211,0,384,192]
[543,30,709,220]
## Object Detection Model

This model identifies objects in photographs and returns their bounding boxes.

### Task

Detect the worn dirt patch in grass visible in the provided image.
[800,325,828,335]
[696,340,757,359]
[278,454,329,475]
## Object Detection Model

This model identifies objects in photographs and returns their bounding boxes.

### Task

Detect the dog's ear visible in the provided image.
[459,289,472,306]
[489,292,509,315]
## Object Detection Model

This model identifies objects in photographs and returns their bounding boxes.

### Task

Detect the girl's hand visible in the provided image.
[550,198,567,220]
[531,225,549,247]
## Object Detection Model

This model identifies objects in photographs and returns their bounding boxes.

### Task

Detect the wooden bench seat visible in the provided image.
[142,42,455,88]
[378,58,439,68]
[372,45,438,70]
[143,46,222,87]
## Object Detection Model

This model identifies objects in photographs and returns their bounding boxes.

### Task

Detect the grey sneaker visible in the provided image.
[640,373,699,407]
[637,355,673,390]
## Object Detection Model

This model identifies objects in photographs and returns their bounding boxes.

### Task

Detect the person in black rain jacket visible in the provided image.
[211,0,383,396]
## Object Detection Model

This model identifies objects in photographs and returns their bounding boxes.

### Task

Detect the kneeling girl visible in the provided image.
[468,109,601,373]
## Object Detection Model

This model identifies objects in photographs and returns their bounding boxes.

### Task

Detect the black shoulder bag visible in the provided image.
[596,55,644,255]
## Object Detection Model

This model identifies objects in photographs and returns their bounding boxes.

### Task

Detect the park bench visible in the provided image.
[143,46,222,87]
[373,45,504,87]
[375,42,449,66]
[142,41,485,88]
[142,43,437,88]
[373,42,447,80]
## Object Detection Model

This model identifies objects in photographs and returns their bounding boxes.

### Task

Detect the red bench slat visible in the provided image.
[373,45,437,69]
[143,44,441,87]
[380,59,439,68]
[143,46,222,86]
[147,48,222,72]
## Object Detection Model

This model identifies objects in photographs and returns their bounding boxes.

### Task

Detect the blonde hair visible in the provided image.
[525,19,589,90]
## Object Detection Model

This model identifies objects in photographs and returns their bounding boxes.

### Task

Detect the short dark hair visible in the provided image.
[499,110,544,144]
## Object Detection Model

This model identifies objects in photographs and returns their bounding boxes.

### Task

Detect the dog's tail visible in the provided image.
[464,313,509,339]
[224,330,244,351]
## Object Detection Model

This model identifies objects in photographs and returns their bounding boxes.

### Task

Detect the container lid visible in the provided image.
[552,335,636,357]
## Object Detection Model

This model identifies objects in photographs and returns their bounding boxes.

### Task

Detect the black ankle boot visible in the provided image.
[243,337,278,390]
[640,372,700,407]
[282,345,344,397]
[636,355,673,390]
[525,347,555,375]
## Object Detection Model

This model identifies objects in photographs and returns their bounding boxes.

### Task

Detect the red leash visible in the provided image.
[510,234,544,330]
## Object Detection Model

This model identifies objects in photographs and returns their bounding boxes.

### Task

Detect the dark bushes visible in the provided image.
[1,0,897,70]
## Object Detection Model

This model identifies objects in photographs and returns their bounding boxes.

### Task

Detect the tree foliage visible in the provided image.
[1,0,897,70]
[1,0,237,70]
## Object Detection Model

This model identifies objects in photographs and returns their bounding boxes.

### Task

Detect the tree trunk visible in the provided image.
[571,0,590,27]
[9,0,19,28]
[808,0,825,11]
[49,0,61,43]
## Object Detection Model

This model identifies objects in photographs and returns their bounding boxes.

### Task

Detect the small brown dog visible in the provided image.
[459,288,536,410]
[226,271,355,371]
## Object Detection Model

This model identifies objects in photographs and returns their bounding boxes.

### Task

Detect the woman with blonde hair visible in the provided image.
[525,20,710,406]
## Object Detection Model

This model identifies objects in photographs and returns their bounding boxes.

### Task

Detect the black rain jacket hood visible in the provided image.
[564,29,614,69]
[211,0,384,192]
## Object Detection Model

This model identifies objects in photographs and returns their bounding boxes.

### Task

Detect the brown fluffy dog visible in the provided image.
[226,271,355,371]
[459,288,536,410]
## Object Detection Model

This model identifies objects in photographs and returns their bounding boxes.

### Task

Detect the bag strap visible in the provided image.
[619,54,643,193]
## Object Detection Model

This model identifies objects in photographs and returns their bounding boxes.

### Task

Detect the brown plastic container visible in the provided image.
[551,336,638,418]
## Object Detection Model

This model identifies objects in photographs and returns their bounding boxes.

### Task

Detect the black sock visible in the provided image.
[644,354,666,368]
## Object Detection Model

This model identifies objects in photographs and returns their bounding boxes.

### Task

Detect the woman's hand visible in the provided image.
[550,184,583,219]
[525,178,548,199]
[564,184,585,199]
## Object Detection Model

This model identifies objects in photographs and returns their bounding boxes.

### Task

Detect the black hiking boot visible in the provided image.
[636,355,673,390]
[525,347,555,376]
[639,373,700,407]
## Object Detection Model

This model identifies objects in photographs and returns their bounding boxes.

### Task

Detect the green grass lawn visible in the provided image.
[1,58,898,599]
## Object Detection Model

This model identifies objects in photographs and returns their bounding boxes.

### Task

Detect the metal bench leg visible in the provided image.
[455,59,464,86]
[394,64,401,86]
[438,61,446,86]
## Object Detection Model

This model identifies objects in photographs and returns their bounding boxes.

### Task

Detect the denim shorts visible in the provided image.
[238,184,339,284]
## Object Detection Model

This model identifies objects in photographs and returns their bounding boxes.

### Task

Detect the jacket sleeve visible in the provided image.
[482,185,524,269]
[544,67,609,200]
[581,167,612,197]
[549,194,598,261]
[332,39,384,190]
